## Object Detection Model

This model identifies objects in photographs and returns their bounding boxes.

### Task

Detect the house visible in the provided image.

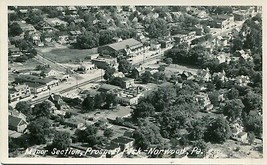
[8,115,28,133]
[121,78,135,89]
[116,86,146,105]
[9,46,21,58]
[211,14,234,29]
[197,68,211,82]
[26,82,48,94]
[74,19,85,24]
[98,84,121,93]
[105,143,121,158]
[112,37,123,43]
[8,84,31,102]
[85,53,99,60]
[194,24,204,36]
[49,93,68,110]
[196,10,208,19]
[56,6,65,12]
[17,21,36,33]
[216,52,231,64]
[77,62,97,74]
[42,68,58,77]
[159,36,174,48]
[235,75,250,87]
[9,110,27,121]
[150,41,161,50]
[195,93,211,110]
[179,71,194,80]
[64,117,86,130]
[92,56,117,69]
[111,136,134,151]
[15,75,59,88]
[235,50,253,61]
[173,31,196,44]
[44,18,68,27]
[98,38,144,57]
[212,71,228,82]
[31,32,43,46]
[215,36,228,47]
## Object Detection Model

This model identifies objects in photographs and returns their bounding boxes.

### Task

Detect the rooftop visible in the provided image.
[107,38,142,51]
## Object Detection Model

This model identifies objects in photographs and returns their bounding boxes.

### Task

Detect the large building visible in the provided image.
[92,56,117,69]
[98,38,145,57]
[15,75,59,88]
[8,84,31,102]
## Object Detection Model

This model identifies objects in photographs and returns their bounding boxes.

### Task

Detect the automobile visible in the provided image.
[32,95,38,99]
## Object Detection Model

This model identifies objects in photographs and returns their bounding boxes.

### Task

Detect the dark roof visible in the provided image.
[98,84,120,92]
[107,38,142,51]
[105,143,120,150]
[9,115,25,127]
[111,136,134,144]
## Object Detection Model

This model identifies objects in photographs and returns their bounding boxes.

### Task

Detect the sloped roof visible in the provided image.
[9,115,24,127]
[107,38,142,51]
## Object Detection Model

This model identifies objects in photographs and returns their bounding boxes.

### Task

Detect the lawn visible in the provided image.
[42,48,98,63]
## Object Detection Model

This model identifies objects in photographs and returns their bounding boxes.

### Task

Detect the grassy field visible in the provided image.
[42,48,98,63]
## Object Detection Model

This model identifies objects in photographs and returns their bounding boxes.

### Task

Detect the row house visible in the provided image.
[15,74,60,89]
[173,31,196,44]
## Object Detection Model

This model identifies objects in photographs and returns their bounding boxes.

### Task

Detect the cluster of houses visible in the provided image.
[9,69,69,103]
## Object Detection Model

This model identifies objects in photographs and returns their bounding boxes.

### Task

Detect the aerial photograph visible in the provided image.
[7,5,262,158]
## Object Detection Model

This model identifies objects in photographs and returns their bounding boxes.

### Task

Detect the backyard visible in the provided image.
[37,47,98,63]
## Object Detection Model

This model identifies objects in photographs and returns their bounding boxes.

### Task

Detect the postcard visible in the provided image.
[0,0,265,164]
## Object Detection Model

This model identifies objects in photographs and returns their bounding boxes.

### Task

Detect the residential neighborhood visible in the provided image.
[8,6,262,159]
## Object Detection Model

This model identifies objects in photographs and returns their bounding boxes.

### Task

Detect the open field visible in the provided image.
[38,48,98,63]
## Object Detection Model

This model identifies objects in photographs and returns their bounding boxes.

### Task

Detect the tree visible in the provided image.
[15,101,32,116]
[189,120,206,141]
[222,99,244,122]
[146,18,168,38]
[103,66,115,80]
[132,101,155,119]
[130,68,139,79]
[105,93,118,108]
[208,91,220,107]
[28,117,52,144]
[118,59,133,74]
[141,71,152,84]
[75,125,98,146]
[133,120,164,150]
[75,31,99,49]
[227,88,239,100]
[82,95,95,112]
[204,116,232,143]
[247,132,255,145]
[9,22,23,37]
[164,58,173,65]
[242,91,262,113]
[188,140,207,158]
[94,93,104,109]
[243,110,262,137]
[32,100,52,118]
[51,131,71,150]
[232,38,243,52]
[103,128,113,138]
